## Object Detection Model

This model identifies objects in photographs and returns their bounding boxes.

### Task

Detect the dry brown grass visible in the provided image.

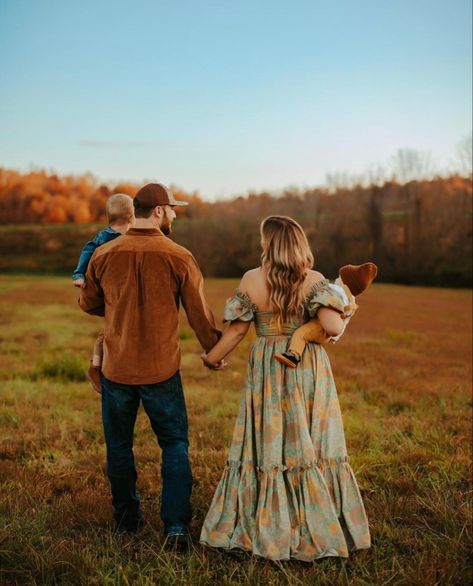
[0,276,471,585]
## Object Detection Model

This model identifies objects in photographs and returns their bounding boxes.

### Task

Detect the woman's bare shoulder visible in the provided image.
[240,267,263,286]
[307,269,326,284]
[239,268,266,302]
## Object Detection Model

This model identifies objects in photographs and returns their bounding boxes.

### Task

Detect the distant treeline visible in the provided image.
[0,167,471,286]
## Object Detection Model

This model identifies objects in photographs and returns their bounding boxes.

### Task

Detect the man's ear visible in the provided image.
[154,206,162,219]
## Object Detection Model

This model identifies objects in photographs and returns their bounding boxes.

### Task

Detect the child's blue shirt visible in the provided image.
[72,226,121,281]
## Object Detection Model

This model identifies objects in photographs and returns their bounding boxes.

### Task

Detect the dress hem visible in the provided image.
[200,457,371,559]
[198,540,371,562]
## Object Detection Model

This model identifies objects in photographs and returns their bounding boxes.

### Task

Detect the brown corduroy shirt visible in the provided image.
[79,228,221,384]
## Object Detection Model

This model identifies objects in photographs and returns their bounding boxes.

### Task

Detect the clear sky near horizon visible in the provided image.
[0,0,471,200]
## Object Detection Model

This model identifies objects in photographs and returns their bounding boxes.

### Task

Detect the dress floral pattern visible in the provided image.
[200,280,371,561]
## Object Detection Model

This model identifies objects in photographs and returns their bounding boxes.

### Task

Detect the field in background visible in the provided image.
[0,276,471,585]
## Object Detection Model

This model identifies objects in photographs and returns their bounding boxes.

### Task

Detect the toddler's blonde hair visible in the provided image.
[106,193,134,225]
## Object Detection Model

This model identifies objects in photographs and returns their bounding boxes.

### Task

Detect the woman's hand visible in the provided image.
[201,320,251,370]
[201,353,226,370]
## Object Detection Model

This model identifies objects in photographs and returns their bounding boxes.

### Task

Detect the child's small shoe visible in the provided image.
[86,362,102,393]
[275,351,300,368]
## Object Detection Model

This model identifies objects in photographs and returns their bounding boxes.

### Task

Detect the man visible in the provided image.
[79,183,221,548]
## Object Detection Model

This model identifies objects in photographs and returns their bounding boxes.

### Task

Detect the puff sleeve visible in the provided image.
[223,290,257,323]
[306,281,348,318]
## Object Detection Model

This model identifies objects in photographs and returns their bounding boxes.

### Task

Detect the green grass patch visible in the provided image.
[32,351,87,382]
[0,275,471,585]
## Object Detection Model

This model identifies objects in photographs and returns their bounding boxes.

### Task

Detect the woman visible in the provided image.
[200,216,371,561]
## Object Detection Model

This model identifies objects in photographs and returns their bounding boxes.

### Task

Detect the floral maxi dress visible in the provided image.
[200,280,371,561]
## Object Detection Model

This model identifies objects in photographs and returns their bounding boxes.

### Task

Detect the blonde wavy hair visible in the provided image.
[260,215,314,330]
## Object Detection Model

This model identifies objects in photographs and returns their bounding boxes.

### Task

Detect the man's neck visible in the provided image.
[133,219,161,230]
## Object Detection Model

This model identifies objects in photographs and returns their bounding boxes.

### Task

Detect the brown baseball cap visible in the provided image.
[339,262,378,296]
[133,183,189,208]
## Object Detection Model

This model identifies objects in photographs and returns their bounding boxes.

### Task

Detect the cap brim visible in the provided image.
[171,200,189,206]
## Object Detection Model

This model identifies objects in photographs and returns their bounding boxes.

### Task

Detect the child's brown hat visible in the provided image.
[339,262,378,296]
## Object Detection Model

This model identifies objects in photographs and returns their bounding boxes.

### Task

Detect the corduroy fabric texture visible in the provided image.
[79,228,221,384]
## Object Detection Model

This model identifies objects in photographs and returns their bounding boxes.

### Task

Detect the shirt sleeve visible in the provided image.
[78,253,105,316]
[72,234,101,280]
[180,254,222,352]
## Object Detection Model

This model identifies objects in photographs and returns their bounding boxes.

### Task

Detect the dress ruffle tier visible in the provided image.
[200,456,370,561]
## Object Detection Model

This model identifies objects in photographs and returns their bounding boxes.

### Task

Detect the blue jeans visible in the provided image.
[101,371,193,533]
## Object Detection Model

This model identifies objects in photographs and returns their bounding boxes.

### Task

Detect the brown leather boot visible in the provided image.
[275,351,300,368]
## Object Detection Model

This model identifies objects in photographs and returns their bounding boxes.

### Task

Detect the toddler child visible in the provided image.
[72,193,135,391]
[275,262,377,367]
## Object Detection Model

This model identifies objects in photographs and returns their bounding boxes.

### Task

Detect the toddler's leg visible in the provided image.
[275,321,328,368]
[92,331,104,368]
[287,324,311,358]
[87,331,104,393]
[289,319,330,349]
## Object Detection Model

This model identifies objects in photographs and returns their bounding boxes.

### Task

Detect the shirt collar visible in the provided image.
[126,228,163,236]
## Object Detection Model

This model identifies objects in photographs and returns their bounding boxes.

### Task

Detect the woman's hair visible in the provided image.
[260,215,314,330]
[106,193,134,224]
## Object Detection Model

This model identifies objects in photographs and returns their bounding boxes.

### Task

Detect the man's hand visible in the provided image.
[73,278,86,288]
[201,353,226,370]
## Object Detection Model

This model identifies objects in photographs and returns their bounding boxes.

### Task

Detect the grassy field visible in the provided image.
[0,275,471,585]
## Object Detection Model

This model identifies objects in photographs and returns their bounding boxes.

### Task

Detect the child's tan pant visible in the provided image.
[288,284,358,356]
[288,319,332,356]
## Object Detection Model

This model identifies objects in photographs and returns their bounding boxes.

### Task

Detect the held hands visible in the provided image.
[73,278,86,288]
[201,353,227,371]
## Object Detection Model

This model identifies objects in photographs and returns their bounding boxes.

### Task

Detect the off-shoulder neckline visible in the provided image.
[234,278,329,315]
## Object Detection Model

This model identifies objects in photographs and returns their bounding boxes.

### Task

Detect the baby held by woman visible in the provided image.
[275,262,378,367]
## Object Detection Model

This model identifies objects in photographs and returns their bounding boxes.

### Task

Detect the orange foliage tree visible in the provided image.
[0,167,471,285]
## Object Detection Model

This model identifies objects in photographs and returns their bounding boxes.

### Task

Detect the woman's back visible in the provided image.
[240,266,326,314]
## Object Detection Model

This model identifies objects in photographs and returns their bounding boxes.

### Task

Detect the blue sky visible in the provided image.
[0,0,471,199]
